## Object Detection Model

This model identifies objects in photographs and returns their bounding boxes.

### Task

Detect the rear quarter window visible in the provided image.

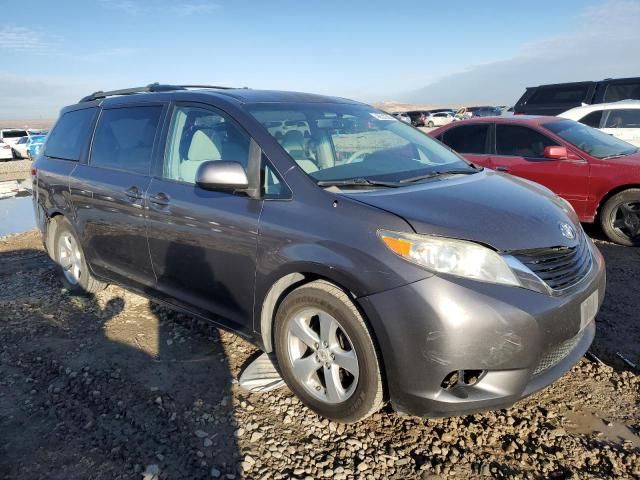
[578,110,603,128]
[45,108,97,161]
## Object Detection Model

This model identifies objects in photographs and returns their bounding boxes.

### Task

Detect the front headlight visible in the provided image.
[378,230,521,287]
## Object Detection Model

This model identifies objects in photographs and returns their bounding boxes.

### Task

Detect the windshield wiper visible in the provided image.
[316,178,401,188]
[398,168,482,184]
[601,149,638,160]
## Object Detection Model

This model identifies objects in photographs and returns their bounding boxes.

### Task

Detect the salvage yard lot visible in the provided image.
[0,230,639,479]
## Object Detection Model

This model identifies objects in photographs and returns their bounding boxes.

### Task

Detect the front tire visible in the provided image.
[274,280,384,423]
[52,217,106,294]
[600,189,640,246]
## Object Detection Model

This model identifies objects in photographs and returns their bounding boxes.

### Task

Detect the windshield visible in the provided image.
[249,103,474,183]
[543,119,638,158]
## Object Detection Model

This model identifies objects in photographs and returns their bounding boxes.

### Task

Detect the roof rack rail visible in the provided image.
[79,83,247,103]
[79,83,184,102]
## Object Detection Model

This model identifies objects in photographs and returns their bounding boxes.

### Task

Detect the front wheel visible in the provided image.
[600,189,640,246]
[274,280,384,423]
[426,121,434,127]
[52,217,107,294]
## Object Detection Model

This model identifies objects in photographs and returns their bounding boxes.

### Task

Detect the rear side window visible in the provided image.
[527,85,590,105]
[602,109,640,128]
[2,130,27,138]
[91,106,162,174]
[45,108,96,161]
[579,110,603,128]
[496,125,558,158]
[603,82,640,102]
[441,124,489,154]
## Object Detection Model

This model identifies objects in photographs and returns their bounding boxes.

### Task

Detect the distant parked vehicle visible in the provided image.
[404,110,429,127]
[12,136,30,159]
[431,116,640,245]
[559,101,640,148]
[0,142,12,161]
[424,112,456,127]
[514,77,640,116]
[467,106,502,118]
[390,112,411,124]
[0,128,28,146]
[26,134,47,160]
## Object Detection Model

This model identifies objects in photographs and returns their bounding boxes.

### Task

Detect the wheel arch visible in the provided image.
[595,184,640,219]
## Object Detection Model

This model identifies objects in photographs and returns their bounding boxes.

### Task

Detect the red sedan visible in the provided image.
[430,116,640,246]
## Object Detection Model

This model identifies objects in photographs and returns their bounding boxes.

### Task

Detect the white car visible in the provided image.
[559,100,640,147]
[0,128,28,146]
[391,112,411,124]
[424,112,457,127]
[11,136,30,159]
[0,142,12,161]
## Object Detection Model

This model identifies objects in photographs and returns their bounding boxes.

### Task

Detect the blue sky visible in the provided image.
[0,0,638,118]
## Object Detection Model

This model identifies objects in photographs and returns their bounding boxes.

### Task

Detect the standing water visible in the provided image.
[0,178,36,237]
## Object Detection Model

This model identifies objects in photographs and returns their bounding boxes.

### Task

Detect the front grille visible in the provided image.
[513,233,592,291]
[533,331,583,375]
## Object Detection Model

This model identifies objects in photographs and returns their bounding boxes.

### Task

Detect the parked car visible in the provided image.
[0,128,28,146]
[431,116,640,246]
[424,111,457,127]
[26,134,47,160]
[513,77,640,116]
[390,112,411,124]
[559,101,640,147]
[404,110,429,127]
[0,142,13,161]
[11,136,30,159]
[33,84,604,423]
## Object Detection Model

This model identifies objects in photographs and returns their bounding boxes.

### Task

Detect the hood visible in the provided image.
[601,152,640,170]
[343,170,580,252]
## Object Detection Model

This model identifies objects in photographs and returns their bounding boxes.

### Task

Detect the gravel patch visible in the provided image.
[0,159,31,176]
[0,231,638,479]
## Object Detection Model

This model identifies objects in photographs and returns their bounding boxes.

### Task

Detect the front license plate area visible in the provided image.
[580,290,598,331]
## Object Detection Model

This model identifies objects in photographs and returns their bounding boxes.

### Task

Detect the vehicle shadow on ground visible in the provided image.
[583,225,640,374]
[0,247,241,480]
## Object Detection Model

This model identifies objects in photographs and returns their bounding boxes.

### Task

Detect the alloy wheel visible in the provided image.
[612,201,640,240]
[285,308,359,404]
[57,233,82,285]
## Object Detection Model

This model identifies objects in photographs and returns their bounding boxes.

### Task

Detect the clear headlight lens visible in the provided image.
[378,230,521,287]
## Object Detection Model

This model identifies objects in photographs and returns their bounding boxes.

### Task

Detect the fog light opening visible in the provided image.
[440,369,486,390]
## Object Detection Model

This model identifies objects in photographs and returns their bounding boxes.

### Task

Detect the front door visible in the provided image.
[145,103,262,332]
[73,104,165,289]
[491,124,590,216]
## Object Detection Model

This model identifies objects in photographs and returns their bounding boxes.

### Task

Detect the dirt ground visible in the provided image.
[0,229,638,480]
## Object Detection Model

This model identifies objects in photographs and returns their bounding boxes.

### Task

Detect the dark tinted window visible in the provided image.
[527,85,590,105]
[45,108,96,161]
[3,130,27,138]
[496,125,558,157]
[91,106,162,174]
[579,110,603,128]
[441,124,489,154]
[603,82,640,102]
[603,109,640,128]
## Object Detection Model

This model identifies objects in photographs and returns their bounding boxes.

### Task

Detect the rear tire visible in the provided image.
[274,280,384,423]
[51,217,106,294]
[426,121,434,127]
[600,189,640,246]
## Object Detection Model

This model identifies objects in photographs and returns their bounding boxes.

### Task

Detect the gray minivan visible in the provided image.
[32,84,605,423]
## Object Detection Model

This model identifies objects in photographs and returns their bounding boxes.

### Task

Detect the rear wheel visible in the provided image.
[274,280,384,423]
[600,189,640,246]
[52,218,106,294]
[426,121,434,127]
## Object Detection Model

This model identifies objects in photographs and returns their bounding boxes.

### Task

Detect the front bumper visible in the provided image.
[358,242,606,417]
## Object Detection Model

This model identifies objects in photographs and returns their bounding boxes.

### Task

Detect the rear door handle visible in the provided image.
[495,166,509,172]
[149,192,170,206]
[125,186,143,200]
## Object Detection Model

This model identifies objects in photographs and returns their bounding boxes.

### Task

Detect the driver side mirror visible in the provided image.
[195,161,249,192]
[543,146,582,161]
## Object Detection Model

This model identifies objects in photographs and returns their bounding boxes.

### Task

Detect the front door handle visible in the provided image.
[125,186,143,200]
[495,166,509,172]
[149,192,170,206]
